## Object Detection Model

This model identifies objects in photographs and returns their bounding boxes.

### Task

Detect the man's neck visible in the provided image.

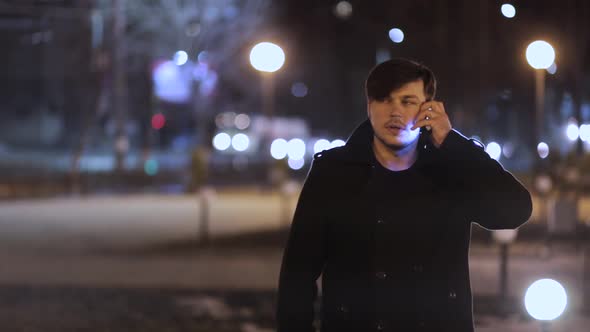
[372,136,419,171]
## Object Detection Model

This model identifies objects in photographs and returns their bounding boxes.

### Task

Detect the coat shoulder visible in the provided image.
[312,146,347,164]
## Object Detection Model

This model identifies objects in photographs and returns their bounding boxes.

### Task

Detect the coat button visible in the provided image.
[338,305,349,313]
[377,219,384,224]
[449,291,457,299]
[412,264,424,273]
[375,271,387,279]
[376,321,385,330]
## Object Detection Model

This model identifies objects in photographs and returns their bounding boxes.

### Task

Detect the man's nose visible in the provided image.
[388,105,403,117]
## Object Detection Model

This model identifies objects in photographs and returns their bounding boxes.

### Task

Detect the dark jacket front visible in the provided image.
[276,120,533,332]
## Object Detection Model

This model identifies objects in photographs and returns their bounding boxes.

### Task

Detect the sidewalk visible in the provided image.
[0,243,588,332]
[0,193,589,331]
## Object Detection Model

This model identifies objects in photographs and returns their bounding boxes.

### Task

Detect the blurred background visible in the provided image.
[0,0,589,331]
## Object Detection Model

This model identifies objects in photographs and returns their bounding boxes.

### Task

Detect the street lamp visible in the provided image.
[524,278,567,332]
[526,40,555,144]
[526,41,555,239]
[249,42,285,187]
[249,41,285,123]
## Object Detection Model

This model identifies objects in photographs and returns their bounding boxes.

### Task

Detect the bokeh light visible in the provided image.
[197,51,209,64]
[524,279,567,321]
[547,62,557,75]
[566,123,579,141]
[502,142,514,158]
[334,1,353,19]
[151,113,166,130]
[313,139,331,154]
[485,142,502,160]
[579,124,590,142]
[213,133,231,151]
[173,50,188,66]
[291,82,308,97]
[537,142,549,159]
[330,139,346,149]
[287,138,306,160]
[144,159,159,176]
[234,114,251,130]
[270,138,288,159]
[232,133,250,151]
[501,4,516,18]
[249,42,285,73]
[388,28,404,43]
[526,41,555,70]
[288,157,305,170]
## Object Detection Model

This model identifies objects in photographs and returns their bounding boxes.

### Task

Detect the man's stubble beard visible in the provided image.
[374,131,418,152]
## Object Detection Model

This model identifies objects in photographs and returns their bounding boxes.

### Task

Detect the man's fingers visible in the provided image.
[420,101,446,115]
[411,118,433,130]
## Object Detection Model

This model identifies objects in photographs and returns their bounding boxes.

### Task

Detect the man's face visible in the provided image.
[367,79,426,151]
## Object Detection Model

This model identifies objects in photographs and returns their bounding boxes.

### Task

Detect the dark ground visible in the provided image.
[0,285,538,332]
[1,227,587,332]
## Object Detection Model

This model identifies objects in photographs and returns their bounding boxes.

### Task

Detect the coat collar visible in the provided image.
[340,118,435,167]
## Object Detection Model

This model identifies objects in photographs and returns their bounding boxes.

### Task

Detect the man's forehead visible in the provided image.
[385,80,424,97]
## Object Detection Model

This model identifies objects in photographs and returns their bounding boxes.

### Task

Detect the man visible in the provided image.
[276,58,532,332]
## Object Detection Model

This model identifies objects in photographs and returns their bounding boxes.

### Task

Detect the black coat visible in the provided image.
[276,120,533,332]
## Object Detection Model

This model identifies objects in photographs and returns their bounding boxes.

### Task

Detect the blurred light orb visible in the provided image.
[330,139,346,149]
[579,124,590,142]
[501,4,516,18]
[547,62,557,75]
[388,28,405,43]
[288,157,305,170]
[334,1,353,19]
[151,113,166,130]
[526,41,555,69]
[524,279,567,321]
[234,114,251,130]
[115,136,129,153]
[214,112,237,129]
[485,142,502,160]
[152,61,191,103]
[566,123,579,141]
[291,82,309,97]
[173,50,188,66]
[232,133,250,151]
[215,114,224,129]
[314,139,332,154]
[287,138,306,160]
[197,51,210,64]
[535,174,553,194]
[271,138,288,159]
[502,142,514,158]
[249,42,285,73]
[144,159,159,176]
[537,142,549,159]
[213,133,231,151]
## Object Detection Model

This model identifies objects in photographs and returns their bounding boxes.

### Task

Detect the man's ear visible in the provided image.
[366,100,371,119]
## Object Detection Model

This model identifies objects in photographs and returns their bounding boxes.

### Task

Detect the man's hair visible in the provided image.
[365,58,436,102]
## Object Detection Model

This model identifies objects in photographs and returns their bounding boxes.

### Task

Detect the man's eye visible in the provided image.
[403,100,417,105]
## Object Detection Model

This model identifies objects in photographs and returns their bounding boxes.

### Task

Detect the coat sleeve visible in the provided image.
[437,129,533,230]
[276,157,328,332]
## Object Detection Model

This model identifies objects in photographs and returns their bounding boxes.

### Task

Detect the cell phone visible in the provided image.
[420,126,431,135]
